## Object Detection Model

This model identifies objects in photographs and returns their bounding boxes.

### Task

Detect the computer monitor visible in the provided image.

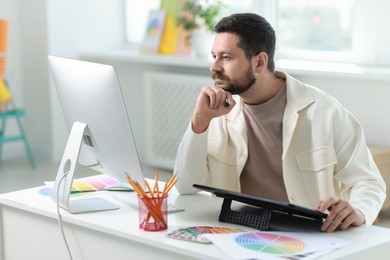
[48,55,144,213]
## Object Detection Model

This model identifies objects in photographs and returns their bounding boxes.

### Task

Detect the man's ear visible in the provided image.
[253,52,268,72]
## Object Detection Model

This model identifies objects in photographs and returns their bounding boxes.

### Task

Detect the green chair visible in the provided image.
[0,80,36,169]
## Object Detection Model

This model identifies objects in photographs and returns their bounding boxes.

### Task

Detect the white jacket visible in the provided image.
[174,71,386,224]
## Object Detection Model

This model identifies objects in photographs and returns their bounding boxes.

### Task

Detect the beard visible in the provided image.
[212,67,256,95]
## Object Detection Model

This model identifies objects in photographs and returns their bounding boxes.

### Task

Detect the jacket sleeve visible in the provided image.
[334,123,386,224]
[331,105,386,224]
[174,122,210,194]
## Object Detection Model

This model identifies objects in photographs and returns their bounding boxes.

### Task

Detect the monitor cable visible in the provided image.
[55,163,100,260]
[56,170,73,260]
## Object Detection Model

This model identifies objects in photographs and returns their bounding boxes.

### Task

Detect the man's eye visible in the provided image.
[222,56,231,60]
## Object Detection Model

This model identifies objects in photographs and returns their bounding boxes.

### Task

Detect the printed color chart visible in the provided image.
[202,231,351,259]
[42,175,120,197]
[70,175,119,192]
[235,232,305,254]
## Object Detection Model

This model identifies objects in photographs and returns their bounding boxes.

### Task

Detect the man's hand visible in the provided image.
[317,197,365,233]
[191,86,236,134]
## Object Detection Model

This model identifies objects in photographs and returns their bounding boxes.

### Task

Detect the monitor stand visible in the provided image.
[219,198,272,230]
[51,121,119,214]
[218,198,323,231]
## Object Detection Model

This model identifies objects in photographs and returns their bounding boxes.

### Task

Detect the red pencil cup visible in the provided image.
[138,193,168,231]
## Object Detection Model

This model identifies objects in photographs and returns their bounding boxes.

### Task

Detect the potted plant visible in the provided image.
[176,0,225,57]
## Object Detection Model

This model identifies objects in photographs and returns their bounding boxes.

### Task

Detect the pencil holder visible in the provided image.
[138,193,168,231]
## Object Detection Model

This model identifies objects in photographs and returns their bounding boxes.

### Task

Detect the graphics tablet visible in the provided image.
[193,184,327,225]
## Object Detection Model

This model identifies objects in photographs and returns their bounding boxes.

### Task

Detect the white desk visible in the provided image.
[1,185,390,260]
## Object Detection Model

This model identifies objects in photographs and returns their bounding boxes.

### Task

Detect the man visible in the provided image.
[174,13,386,233]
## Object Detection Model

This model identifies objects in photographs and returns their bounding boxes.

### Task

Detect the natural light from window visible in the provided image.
[279,0,355,52]
[124,0,389,68]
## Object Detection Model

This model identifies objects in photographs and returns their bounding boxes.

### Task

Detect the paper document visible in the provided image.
[202,231,351,260]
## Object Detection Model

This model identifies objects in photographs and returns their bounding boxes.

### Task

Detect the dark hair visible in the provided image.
[215,13,276,72]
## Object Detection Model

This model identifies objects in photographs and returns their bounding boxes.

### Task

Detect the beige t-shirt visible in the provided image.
[240,84,288,201]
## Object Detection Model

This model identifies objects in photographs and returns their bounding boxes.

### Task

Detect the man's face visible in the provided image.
[210,33,256,95]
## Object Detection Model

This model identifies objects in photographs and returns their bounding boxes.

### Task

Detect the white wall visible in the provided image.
[1,1,390,168]
[46,0,124,160]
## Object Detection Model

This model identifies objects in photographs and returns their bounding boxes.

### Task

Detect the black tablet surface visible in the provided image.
[193,184,327,221]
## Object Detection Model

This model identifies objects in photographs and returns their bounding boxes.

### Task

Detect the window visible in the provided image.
[124,0,390,67]
[279,0,354,52]
[276,0,377,65]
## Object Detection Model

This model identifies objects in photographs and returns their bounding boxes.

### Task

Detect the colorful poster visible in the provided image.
[140,10,167,53]
[175,0,192,55]
[159,0,179,54]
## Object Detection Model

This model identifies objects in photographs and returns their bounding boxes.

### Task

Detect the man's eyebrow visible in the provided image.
[212,51,234,56]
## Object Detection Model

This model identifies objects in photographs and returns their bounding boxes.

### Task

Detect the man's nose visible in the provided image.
[210,59,222,72]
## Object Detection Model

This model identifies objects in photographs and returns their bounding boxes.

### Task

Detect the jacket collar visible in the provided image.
[278,71,316,158]
[224,71,316,158]
[279,71,316,114]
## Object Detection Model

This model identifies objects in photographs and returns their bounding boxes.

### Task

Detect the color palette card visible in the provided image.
[201,231,351,259]
[166,226,247,244]
[44,174,120,193]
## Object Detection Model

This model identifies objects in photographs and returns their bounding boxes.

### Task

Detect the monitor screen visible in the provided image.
[48,55,144,213]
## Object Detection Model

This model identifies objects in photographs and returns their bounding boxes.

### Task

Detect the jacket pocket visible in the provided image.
[207,140,239,191]
[208,140,238,166]
[295,146,337,171]
[295,146,337,203]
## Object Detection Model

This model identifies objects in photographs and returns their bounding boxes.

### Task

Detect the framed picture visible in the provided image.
[140,10,167,53]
